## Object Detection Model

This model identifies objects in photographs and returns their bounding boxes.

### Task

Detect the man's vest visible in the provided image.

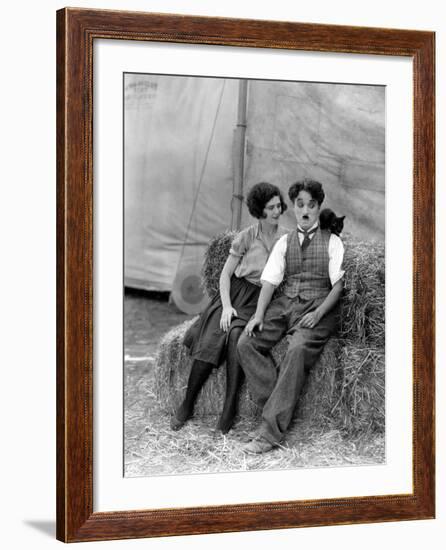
[283,227,331,300]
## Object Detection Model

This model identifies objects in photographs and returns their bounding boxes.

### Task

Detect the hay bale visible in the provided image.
[154,230,385,438]
[153,318,258,417]
[294,340,385,437]
[201,231,237,298]
[340,233,385,347]
[153,326,384,437]
[153,321,342,422]
[333,344,385,436]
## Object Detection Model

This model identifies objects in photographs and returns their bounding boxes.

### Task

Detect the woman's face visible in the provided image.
[293,190,320,230]
[262,195,282,225]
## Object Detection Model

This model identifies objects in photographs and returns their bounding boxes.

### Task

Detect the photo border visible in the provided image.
[56,7,435,542]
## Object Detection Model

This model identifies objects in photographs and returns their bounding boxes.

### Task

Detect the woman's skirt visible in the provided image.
[183,276,261,366]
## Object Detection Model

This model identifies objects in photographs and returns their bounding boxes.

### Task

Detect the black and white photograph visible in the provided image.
[2,0,442,547]
[123,73,385,477]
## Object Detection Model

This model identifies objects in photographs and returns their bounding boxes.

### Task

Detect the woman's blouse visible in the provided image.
[229,223,289,286]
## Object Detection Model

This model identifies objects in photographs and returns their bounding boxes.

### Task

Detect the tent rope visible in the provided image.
[175,80,227,273]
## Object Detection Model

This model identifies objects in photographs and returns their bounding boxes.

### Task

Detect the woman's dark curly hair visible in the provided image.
[288,178,325,205]
[246,182,288,219]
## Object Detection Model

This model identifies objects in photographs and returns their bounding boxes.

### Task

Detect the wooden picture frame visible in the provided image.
[56,7,435,542]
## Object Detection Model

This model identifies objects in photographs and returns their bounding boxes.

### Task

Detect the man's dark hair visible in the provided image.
[246,182,288,219]
[288,179,325,205]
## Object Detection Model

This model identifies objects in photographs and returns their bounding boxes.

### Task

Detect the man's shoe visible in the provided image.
[247,428,261,440]
[242,436,275,454]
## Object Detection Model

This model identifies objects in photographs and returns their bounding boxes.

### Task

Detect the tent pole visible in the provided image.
[231,79,248,231]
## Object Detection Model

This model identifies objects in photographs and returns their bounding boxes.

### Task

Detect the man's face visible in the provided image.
[293,190,320,230]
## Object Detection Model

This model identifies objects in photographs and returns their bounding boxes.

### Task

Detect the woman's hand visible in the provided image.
[244,316,264,337]
[220,306,238,332]
[298,309,322,329]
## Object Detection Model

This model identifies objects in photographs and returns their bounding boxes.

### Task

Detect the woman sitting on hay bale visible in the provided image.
[170,182,289,434]
[238,179,345,454]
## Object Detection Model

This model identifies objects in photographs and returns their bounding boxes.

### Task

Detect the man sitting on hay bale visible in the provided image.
[238,179,345,454]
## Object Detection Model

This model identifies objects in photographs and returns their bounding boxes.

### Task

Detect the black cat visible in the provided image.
[319,208,345,236]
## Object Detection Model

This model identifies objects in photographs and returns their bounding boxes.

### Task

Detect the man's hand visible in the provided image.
[244,316,264,337]
[298,309,322,329]
[220,306,237,332]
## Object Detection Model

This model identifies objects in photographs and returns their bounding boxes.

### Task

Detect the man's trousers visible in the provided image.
[237,294,338,445]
